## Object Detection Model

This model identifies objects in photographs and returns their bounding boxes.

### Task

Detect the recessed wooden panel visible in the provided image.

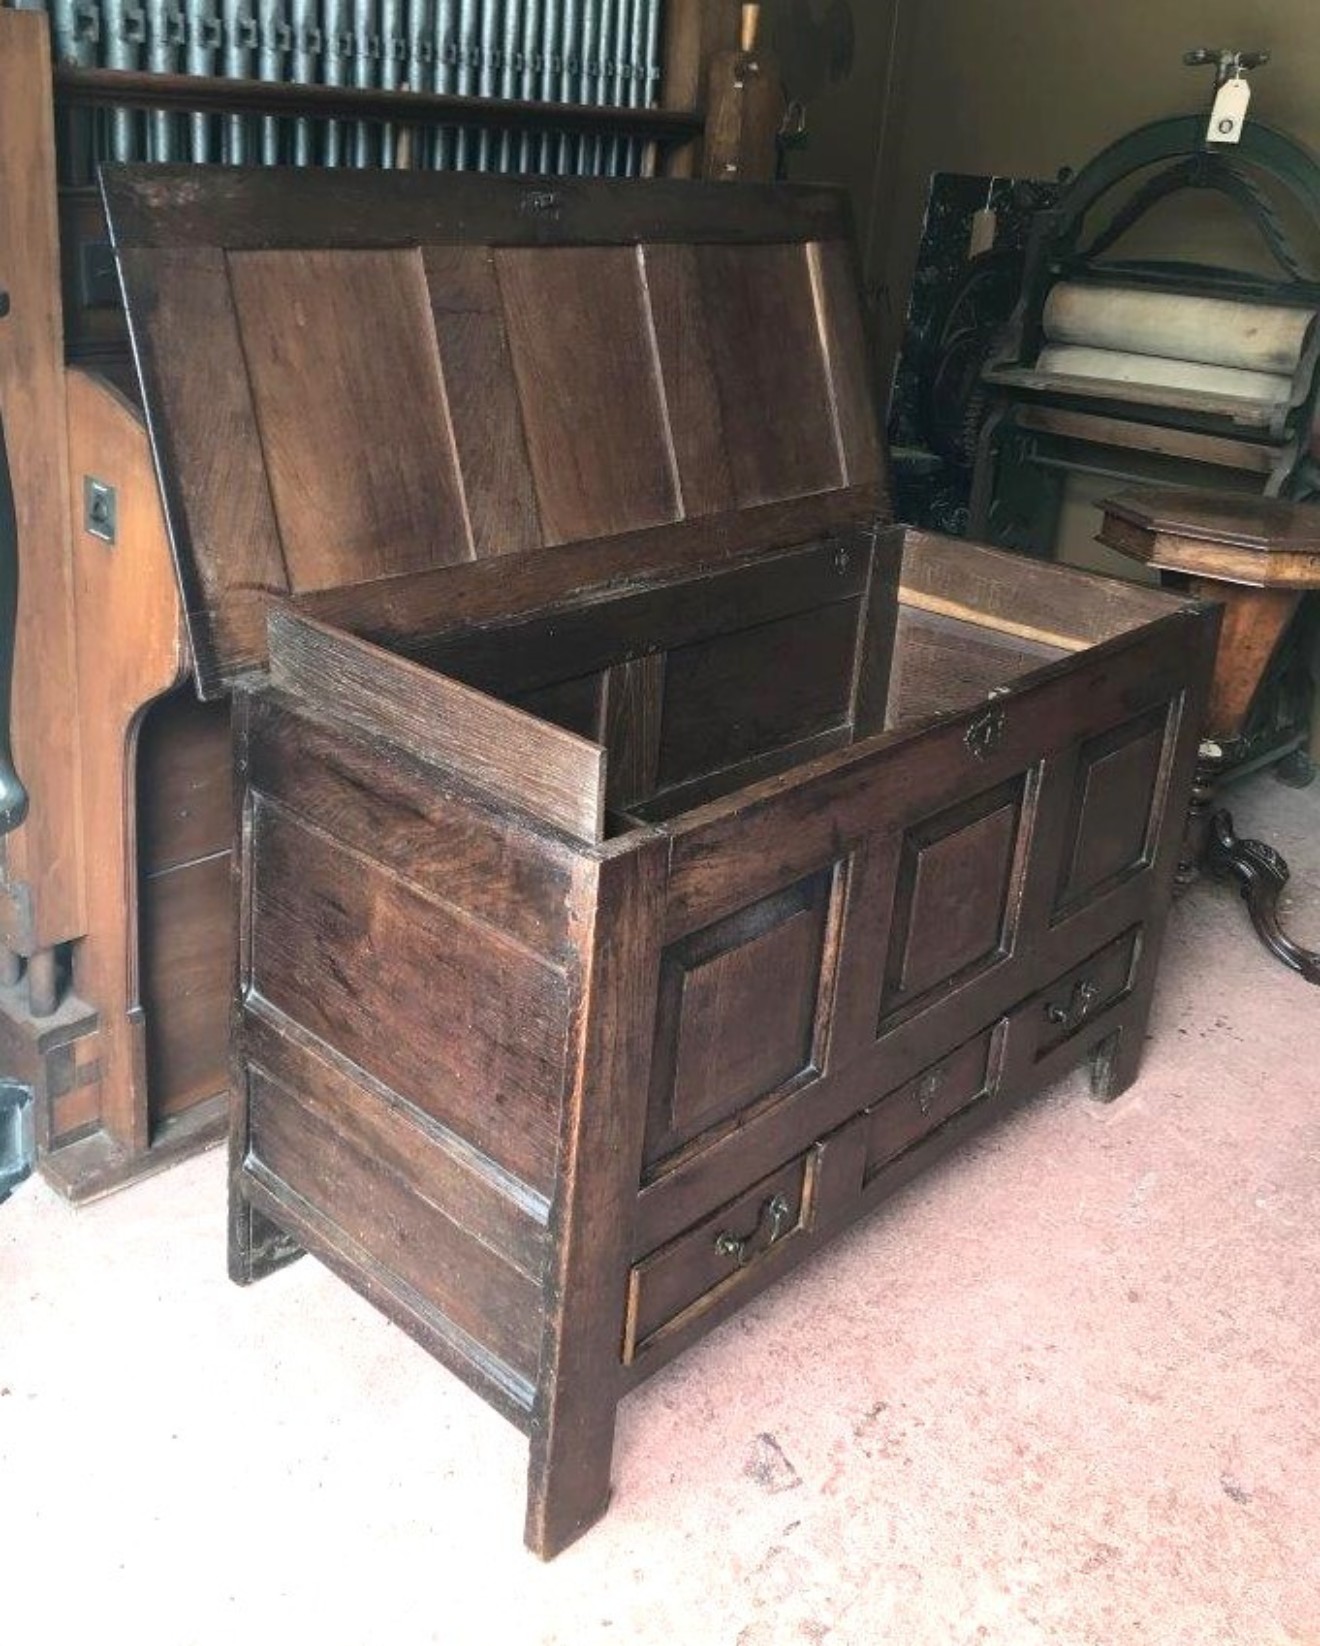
[656,601,859,791]
[140,851,232,1124]
[116,244,288,693]
[1055,708,1169,914]
[645,871,833,1168]
[878,778,1027,1025]
[249,1066,543,1380]
[249,801,570,1190]
[423,244,544,559]
[807,238,887,493]
[228,247,472,590]
[515,671,606,742]
[496,245,680,544]
[692,243,842,507]
[641,243,736,517]
[137,692,232,875]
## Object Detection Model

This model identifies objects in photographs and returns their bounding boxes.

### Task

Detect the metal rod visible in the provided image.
[516,0,541,171]
[404,0,435,167]
[638,0,659,176]
[497,0,521,170]
[187,0,222,161]
[431,0,457,169]
[379,0,404,166]
[579,0,601,172]
[537,0,559,172]
[144,0,183,161]
[288,0,316,164]
[103,0,145,160]
[222,0,258,163]
[323,0,349,165]
[351,0,380,167]
[257,0,290,164]
[453,0,477,167]
[473,0,498,170]
[556,0,581,173]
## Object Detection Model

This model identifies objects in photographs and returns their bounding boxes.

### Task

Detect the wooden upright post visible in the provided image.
[661,0,743,178]
[0,11,86,967]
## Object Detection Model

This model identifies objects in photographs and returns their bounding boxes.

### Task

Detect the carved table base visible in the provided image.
[1204,809,1320,984]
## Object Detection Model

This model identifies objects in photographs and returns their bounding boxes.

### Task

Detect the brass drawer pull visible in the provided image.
[916,1070,941,1117]
[1047,979,1100,1031]
[714,1192,792,1269]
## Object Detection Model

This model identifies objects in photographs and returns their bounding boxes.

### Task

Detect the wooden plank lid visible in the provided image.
[102,165,889,698]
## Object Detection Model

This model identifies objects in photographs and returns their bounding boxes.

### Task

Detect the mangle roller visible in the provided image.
[970,51,1320,556]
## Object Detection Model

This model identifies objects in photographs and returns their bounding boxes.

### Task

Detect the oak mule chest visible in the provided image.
[101,167,1218,1557]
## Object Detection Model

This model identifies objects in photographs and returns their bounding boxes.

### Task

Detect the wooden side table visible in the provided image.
[1100,489,1320,984]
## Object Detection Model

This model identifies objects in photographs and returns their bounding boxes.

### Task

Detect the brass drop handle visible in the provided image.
[915,1070,941,1117]
[715,1191,792,1269]
[1047,979,1100,1031]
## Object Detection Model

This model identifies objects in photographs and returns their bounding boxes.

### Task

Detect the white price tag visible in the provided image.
[1207,75,1251,144]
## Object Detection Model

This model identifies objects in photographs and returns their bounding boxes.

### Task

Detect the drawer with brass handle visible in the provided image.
[1036,928,1142,1059]
[624,1153,816,1365]
[863,1024,1001,1182]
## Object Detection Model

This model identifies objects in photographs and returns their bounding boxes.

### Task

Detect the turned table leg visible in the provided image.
[1098,490,1320,984]
[1204,809,1320,984]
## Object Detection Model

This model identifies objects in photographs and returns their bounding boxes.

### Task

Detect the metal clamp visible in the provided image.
[715,1192,792,1269]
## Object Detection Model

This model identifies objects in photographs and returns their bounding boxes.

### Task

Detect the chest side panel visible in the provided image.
[232,689,595,1409]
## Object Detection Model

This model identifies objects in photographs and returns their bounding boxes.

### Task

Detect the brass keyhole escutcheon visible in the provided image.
[965,701,1007,760]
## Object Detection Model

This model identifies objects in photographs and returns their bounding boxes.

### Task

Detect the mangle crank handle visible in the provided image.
[0,291,29,836]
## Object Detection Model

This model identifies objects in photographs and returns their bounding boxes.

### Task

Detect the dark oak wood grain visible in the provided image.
[268,610,607,843]
[228,248,474,586]
[94,163,1220,1561]
[231,521,1215,1558]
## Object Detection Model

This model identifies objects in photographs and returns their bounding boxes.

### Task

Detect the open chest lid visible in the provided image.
[101,165,890,699]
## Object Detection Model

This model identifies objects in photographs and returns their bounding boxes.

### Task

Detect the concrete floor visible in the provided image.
[2,770,1317,1646]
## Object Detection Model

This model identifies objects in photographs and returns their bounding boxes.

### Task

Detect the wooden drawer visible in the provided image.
[624,1152,819,1365]
[864,1024,1000,1182]
[1032,926,1142,1060]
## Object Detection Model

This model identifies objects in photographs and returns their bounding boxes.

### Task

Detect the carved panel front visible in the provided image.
[877,774,1032,1030]
[644,867,839,1171]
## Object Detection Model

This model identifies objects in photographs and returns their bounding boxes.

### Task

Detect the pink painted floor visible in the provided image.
[2,769,1317,1646]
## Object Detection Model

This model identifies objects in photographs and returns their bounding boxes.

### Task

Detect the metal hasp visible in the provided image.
[0,1081,35,1204]
[0,341,31,836]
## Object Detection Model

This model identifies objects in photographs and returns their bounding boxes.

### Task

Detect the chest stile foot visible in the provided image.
[525,839,667,1560]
